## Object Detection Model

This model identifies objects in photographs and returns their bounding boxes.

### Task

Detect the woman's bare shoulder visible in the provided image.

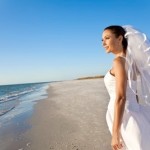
[113,56,126,68]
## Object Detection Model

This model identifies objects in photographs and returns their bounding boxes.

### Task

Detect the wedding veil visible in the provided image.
[123,25,150,105]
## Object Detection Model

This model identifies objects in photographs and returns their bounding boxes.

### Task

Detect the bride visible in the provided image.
[102,25,150,150]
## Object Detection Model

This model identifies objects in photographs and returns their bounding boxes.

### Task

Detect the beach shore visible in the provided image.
[0,79,111,150]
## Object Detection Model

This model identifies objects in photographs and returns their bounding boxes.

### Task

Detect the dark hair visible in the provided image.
[104,25,128,52]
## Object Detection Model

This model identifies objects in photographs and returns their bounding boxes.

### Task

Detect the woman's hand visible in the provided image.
[111,132,123,150]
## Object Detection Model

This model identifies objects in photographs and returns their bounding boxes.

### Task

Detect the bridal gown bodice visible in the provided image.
[104,70,150,150]
[104,70,139,112]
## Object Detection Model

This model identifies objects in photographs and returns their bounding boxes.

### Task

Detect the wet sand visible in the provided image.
[0,79,111,150]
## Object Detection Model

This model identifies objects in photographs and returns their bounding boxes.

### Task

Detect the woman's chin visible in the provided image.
[106,49,111,53]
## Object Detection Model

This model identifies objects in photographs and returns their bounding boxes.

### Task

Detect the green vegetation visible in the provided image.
[76,75,104,80]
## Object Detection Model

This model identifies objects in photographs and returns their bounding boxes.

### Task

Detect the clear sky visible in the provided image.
[0,0,150,85]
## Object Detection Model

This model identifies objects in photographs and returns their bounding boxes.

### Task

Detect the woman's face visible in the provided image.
[102,29,121,53]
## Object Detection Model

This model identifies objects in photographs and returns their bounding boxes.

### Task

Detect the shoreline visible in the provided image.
[0,78,111,150]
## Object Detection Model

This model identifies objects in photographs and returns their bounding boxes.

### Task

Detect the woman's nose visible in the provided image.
[102,40,106,46]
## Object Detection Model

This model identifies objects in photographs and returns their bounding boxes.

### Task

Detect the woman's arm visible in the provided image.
[111,57,127,149]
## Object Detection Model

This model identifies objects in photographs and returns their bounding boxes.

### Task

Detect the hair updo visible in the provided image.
[104,25,128,52]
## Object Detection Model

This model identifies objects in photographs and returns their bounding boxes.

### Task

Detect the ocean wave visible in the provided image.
[0,88,34,102]
[0,82,49,117]
[0,98,19,116]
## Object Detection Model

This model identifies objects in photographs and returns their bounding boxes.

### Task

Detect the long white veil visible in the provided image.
[123,25,150,105]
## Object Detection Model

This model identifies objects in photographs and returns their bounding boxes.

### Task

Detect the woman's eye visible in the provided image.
[105,37,110,39]
[102,37,110,42]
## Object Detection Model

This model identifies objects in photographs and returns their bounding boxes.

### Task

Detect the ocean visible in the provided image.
[0,82,49,126]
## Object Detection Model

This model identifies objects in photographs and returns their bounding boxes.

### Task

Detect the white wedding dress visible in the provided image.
[104,69,150,150]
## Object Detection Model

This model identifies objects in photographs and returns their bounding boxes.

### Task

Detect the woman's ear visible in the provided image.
[118,35,123,44]
[119,35,123,41]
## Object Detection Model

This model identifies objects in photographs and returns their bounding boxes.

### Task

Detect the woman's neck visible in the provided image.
[115,52,126,58]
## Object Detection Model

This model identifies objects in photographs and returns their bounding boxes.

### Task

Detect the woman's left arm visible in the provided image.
[111,57,127,149]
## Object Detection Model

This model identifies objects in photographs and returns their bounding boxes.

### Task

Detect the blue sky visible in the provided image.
[0,0,150,85]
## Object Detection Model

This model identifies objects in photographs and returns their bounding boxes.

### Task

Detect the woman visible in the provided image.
[102,25,150,150]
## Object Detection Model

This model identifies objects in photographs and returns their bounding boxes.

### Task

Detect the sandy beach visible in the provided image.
[0,78,111,150]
